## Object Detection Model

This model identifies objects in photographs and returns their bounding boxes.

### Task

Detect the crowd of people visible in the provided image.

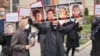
[0,3,99,56]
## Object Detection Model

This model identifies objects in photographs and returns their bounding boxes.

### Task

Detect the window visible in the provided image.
[42,0,50,6]
[12,0,19,12]
[58,0,82,4]
[95,0,100,4]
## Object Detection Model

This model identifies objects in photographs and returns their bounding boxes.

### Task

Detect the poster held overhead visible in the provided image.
[44,5,57,22]
[30,1,43,8]
[57,4,70,20]
[70,2,83,18]
[70,2,83,26]
[31,7,45,23]
[57,4,70,25]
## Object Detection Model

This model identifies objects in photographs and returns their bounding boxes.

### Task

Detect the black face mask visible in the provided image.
[52,25,57,27]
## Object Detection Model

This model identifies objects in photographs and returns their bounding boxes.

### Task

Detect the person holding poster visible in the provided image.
[60,18,82,56]
[43,21,65,56]
[0,23,14,56]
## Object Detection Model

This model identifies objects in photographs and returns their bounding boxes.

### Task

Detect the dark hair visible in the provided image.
[32,9,41,18]
[7,23,14,27]
[47,8,55,14]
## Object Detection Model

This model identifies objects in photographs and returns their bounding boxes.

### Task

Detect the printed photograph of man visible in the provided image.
[4,22,16,34]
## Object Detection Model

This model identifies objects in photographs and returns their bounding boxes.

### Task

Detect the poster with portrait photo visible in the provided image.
[4,22,16,34]
[70,2,83,26]
[44,5,57,22]
[31,7,45,23]
[57,4,70,20]
[70,2,83,18]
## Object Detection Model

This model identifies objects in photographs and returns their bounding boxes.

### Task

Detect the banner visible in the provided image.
[30,1,43,8]
[30,2,83,23]
[94,4,100,16]
[6,12,19,22]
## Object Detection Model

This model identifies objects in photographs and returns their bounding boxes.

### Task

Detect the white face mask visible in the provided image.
[25,24,30,29]
[0,12,5,16]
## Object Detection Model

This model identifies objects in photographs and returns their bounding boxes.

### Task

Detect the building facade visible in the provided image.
[84,0,94,15]
[0,0,95,15]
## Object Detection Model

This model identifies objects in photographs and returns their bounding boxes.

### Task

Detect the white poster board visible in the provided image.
[30,1,42,8]
[6,13,18,22]
[4,22,16,33]
[19,8,31,16]
[95,4,100,16]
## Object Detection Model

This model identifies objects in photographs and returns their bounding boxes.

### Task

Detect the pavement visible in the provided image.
[29,42,41,56]
[80,44,91,56]
[0,41,92,56]
[0,42,41,56]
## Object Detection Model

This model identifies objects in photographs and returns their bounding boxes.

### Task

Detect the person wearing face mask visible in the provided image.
[61,18,82,56]
[43,21,65,56]
[0,7,6,38]
[0,23,14,56]
[11,18,35,56]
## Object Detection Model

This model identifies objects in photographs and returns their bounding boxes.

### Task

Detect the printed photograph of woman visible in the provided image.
[71,3,83,18]
[57,4,69,20]
[44,5,57,21]
[31,7,44,22]
[70,3,83,26]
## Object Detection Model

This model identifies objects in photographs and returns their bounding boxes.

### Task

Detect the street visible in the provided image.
[0,42,92,56]
[0,42,41,56]
[80,44,91,56]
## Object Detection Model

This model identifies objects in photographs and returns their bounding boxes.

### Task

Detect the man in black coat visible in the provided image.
[44,21,65,56]
[90,17,100,56]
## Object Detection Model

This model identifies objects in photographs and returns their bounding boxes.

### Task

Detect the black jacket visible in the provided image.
[61,20,82,48]
[44,22,64,56]
[0,33,12,56]
[91,17,100,40]
[90,17,100,56]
